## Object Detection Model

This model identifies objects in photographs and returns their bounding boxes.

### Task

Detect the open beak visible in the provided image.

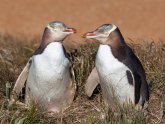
[82,32,98,39]
[63,28,77,34]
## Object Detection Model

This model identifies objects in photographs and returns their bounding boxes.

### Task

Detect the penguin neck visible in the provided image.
[105,29,127,62]
[107,28,126,48]
[41,27,63,47]
[34,28,63,55]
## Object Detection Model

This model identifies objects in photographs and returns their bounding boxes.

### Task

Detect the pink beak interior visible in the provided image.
[82,32,97,38]
[63,28,77,33]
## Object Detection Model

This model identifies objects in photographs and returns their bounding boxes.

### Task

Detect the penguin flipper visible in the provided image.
[85,67,100,97]
[10,58,32,104]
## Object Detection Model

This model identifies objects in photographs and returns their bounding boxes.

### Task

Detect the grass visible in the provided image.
[0,34,165,124]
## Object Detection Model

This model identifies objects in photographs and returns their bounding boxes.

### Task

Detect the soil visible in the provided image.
[0,0,165,42]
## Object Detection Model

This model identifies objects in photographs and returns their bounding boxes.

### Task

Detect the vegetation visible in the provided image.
[0,34,164,123]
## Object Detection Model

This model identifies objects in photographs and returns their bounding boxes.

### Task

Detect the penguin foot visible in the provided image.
[48,107,61,113]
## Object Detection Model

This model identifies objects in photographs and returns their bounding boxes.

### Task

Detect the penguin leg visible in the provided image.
[135,104,142,110]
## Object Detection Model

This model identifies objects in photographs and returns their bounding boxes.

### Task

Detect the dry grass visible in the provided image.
[0,34,164,124]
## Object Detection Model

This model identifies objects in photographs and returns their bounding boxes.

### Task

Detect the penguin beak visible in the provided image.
[82,32,99,39]
[63,28,77,34]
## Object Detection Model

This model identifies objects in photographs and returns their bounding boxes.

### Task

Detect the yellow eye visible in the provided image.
[53,28,58,31]
[104,32,109,35]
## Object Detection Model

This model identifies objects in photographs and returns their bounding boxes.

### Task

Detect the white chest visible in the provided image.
[28,42,70,86]
[38,42,69,65]
[95,45,134,103]
[96,45,128,80]
[26,42,73,109]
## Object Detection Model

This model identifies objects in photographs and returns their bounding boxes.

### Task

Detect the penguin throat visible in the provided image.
[42,27,62,43]
[34,28,63,55]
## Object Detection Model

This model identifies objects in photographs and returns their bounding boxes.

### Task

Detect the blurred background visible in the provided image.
[0,0,165,42]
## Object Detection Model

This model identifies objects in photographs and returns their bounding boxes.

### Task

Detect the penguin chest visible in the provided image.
[96,45,134,104]
[26,43,72,106]
[29,55,70,87]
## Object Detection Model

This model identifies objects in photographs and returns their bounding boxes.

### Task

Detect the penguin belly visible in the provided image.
[96,45,135,105]
[26,42,74,112]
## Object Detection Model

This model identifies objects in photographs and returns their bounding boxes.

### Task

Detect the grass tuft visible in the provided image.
[0,35,164,123]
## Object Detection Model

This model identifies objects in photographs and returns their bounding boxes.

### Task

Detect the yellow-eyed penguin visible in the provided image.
[10,21,77,112]
[83,24,149,107]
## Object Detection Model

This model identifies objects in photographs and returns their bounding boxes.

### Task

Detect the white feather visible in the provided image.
[96,45,134,104]
[26,42,72,110]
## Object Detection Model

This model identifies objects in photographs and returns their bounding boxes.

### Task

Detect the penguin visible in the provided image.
[10,21,77,113]
[83,24,149,107]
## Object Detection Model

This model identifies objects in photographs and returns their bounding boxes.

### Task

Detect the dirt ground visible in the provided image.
[0,0,165,42]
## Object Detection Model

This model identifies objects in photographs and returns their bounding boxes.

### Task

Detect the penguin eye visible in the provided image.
[53,28,57,31]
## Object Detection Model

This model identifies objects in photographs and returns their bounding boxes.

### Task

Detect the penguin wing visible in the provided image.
[85,67,100,97]
[11,58,32,100]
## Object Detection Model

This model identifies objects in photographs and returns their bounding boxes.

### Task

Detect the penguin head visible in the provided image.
[83,24,118,44]
[45,21,76,41]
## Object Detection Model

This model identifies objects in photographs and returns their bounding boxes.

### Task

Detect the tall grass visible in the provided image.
[0,34,164,123]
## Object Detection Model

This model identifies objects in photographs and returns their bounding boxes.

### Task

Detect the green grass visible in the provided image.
[0,34,164,124]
